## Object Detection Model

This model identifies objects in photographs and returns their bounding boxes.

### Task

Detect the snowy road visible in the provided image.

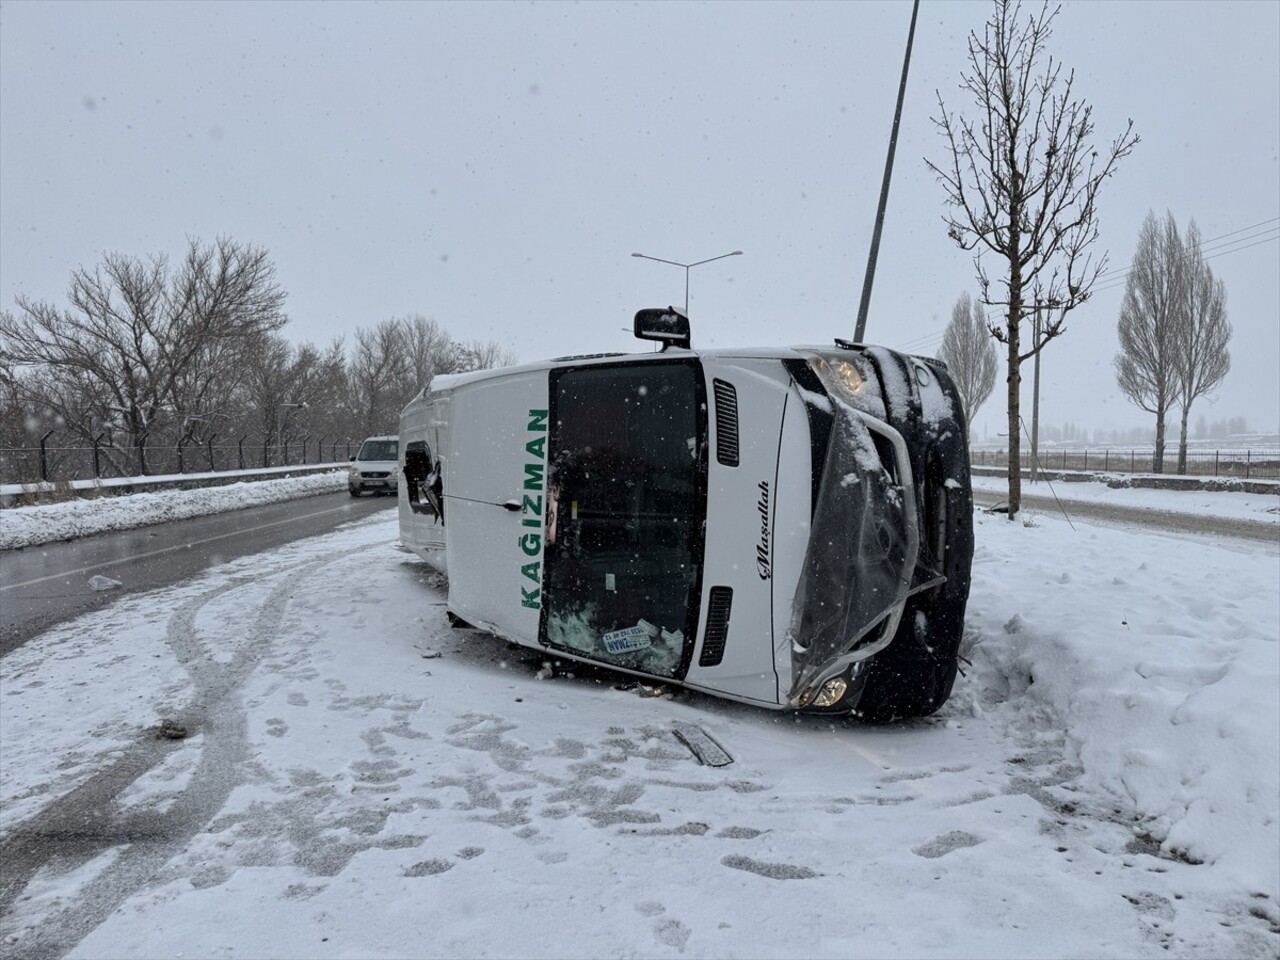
[1,506,1277,958]
[972,486,1279,544]
[0,490,395,655]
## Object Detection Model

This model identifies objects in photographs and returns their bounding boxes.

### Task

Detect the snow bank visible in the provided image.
[964,509,1280,900]
[0,471,347,550]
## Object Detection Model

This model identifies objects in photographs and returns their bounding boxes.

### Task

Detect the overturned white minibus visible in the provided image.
[398,309,973,719]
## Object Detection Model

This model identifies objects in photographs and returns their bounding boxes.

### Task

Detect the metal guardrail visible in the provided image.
[1,436,359,486]
[7,439,1277,485]
[971,448,1279,481]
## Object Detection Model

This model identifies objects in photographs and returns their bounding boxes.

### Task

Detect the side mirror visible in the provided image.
[634,306,691,351]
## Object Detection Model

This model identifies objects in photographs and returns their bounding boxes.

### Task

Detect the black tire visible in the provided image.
[349,487,362,498]
[852,349,974,722]
[854,599,965,722]
[855,475,973,721]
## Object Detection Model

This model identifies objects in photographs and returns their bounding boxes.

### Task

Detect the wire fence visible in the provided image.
[972,448,1279,481]
[1,435,358,485]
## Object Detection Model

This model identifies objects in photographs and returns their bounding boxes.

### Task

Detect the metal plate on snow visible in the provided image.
[672,722,733,767]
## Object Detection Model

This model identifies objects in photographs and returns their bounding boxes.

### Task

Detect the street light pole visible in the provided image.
[853,0,919,344]
[631,250,743,313]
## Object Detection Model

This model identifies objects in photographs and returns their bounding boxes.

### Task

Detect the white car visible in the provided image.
[398,309,973,719]
[348,435,400,496]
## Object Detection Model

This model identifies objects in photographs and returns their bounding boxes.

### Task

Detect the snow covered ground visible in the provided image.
[1,485,1277,958]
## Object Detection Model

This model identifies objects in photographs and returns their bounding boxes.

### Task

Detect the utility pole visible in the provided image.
[1031,300,1042,483]
[853,0,919,344]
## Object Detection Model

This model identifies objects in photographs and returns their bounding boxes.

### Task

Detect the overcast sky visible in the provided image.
[2,0,1277,439]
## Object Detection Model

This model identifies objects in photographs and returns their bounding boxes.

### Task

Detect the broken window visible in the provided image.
[404,440,442,519]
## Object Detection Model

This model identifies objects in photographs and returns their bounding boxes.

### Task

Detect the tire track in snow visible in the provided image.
[0,543,379,959]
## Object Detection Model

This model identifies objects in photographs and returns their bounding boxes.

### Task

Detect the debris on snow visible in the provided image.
[154,718,188,740]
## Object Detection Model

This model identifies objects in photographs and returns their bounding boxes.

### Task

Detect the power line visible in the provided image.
[895,328,944,349]
[893,329,946,354]
[1094,216,1279,281]
[1092,228,1279,296]
[908,215,1277,348]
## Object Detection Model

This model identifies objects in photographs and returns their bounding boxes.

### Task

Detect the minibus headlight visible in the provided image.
[802,350,884,416]
[809,677,848,708]
[808,356,865,402]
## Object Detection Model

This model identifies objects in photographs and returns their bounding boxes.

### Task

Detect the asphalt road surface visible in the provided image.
[972,487,1279,544]
[0,491,397,656]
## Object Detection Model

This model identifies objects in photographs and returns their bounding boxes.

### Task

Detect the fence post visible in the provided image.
[206,433,217,471]
[317,435,325,465]
[177,433,192,474]
[301,435,310,465]
[39,430,54,482]
[1130,450,1135,472]
[283,437,289,467]
[1246,450,1251,480]
[1214,450,1219,477]
[1104,449,1109,471]
[239,435,248,470]
[93,433,105,478]
[346,439,351,459]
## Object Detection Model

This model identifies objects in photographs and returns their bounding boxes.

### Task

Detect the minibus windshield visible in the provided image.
[541,361,707,678]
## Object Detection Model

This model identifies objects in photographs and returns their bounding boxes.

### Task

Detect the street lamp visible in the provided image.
[631,250,742,313]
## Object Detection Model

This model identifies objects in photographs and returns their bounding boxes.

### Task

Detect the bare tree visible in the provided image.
[1114,211,1185,473]
[348,319,411,437]
[392,314,518,398]
[1172,220,1230,473]
[240,332,293,446]
[241,333,349,462]
[0,237,286,472]
[455,338,519,372]
[927,0,1138,517]
[398,315,463,394]
[937,292,998,429]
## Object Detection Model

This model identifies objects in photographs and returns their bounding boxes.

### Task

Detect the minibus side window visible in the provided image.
[405,440,441,518]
